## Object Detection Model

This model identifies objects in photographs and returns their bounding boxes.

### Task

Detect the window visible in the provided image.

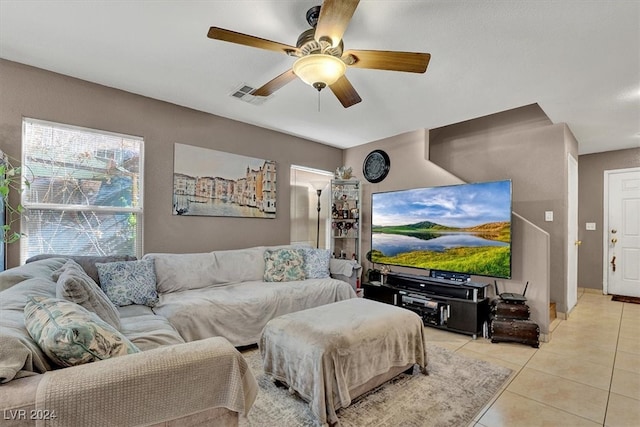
[21,118,143,262]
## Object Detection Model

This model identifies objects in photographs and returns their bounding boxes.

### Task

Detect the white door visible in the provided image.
[605,168,640,297]
[566,155,578,311]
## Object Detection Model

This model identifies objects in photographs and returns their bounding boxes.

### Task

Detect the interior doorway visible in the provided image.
[603,167,640,297]
[290,165,333,248]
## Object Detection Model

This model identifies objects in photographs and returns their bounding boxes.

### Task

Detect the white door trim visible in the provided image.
[566,154,578,312]
[603,166,640,294]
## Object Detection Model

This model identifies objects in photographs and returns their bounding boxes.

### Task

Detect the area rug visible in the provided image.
[611,294,640,304]
[239,343,512,427]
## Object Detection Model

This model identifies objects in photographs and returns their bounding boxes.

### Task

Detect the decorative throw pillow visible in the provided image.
[263,248,306,282]
[96,258,159,307]
[24,296,139,368]
[302,248,331,279]
[54,259,122,330]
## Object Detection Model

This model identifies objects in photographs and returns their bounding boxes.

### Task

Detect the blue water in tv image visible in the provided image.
[371,180,512,278]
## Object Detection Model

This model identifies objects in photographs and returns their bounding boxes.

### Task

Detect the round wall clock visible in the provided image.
[363,150,390,183]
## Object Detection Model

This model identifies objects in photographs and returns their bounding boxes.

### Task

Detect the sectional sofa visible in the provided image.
[0,245,359,426]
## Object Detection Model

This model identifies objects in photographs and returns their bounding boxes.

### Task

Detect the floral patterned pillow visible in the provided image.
[96,258,159,307]
[263,249,306,282]
[302,248,331,279]
[24,296,139,368]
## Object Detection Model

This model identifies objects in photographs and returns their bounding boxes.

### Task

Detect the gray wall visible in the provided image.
[343,128,552,336]
[578,148,640,290]
[0,59,343,268]
[426,105,579,313]
[343,128,463,277]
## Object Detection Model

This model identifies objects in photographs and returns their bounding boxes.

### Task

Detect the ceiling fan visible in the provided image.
[207,0,430,108]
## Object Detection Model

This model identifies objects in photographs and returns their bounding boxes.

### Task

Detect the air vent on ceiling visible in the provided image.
[229,83,272,105]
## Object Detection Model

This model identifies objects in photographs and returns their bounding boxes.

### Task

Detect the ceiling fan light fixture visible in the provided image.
[293,54,346,90]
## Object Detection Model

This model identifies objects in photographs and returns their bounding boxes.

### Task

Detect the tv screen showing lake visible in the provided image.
[372,232,508,257]
[370,180,512,277]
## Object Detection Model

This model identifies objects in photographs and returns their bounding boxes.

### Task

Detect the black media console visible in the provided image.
[363,272,490,339]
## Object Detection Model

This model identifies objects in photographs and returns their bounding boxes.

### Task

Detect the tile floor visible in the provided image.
[423,289,640,427]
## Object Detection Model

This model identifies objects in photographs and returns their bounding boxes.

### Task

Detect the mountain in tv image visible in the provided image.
[371,220,511,277]
[370,180,512,278]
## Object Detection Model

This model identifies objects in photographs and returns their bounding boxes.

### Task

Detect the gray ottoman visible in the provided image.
[259,298,427,426]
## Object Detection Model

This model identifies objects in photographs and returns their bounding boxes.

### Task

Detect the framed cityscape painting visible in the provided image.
[173,143,276,218]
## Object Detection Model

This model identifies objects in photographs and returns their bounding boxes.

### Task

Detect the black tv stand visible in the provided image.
[363,272,490,339]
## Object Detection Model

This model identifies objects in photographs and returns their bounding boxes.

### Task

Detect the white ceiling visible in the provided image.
[1,1,638,155]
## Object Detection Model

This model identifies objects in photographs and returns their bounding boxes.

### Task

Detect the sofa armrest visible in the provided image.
[329,258,362,291]
[33,337,257,427]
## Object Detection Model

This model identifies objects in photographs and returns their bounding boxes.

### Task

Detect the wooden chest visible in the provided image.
[491,299,531,320]
[491,319,540,348]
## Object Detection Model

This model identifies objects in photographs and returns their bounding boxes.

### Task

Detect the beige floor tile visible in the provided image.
[559,320,621,335]
[423,325,472,343]
[621,302,640,317]
[527,349,613,390]
[617,334,640,355]
[431,340,467,352]
[550,325,619,349]
[549,317,562,332]
[478,390,601,427]
[541,337,616,367]
[423,326,470,352]
[566,304,620,316]
[604,392,640,427]
[507,368,609,423]
[577,296,624,309]
[462,339,537,367]
[614,350,640,374]
[574,299,623,310]
[563,312,622,327]
[619,320,640,341]
[419,293,638,427]
[456,348,522,375]
[571,309,622,320]
[611,368,640,400]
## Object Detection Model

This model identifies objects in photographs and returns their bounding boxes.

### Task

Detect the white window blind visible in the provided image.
[21,118,143,262]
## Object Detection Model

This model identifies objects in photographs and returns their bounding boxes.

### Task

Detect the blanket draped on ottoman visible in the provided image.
[260,298,427,426]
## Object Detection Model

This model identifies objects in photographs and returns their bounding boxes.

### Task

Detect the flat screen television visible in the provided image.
[371,179,512,279]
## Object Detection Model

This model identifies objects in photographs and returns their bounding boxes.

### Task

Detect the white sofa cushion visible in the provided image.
[0,276,56,383]
[145,247,266,293]
[153,278,357,347]
[118,305,185,350]
[0,257,67,292]
[54,259,122,330]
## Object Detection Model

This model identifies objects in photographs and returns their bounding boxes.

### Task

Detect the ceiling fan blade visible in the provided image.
[314,0,360,46]
[252,69,298,97]
[343,49,431,73]
[329,75,362,108]
[207,27,299,56]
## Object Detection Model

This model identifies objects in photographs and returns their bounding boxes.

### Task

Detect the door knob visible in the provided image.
[611,238,618,244]
[575,240,582,246]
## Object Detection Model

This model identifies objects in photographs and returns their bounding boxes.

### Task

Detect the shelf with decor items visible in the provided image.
[330,179,361,263]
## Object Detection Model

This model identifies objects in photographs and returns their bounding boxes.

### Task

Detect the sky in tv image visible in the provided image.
[372,180,511,228]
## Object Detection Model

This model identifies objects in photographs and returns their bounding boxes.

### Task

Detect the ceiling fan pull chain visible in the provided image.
[318,90,321,112]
